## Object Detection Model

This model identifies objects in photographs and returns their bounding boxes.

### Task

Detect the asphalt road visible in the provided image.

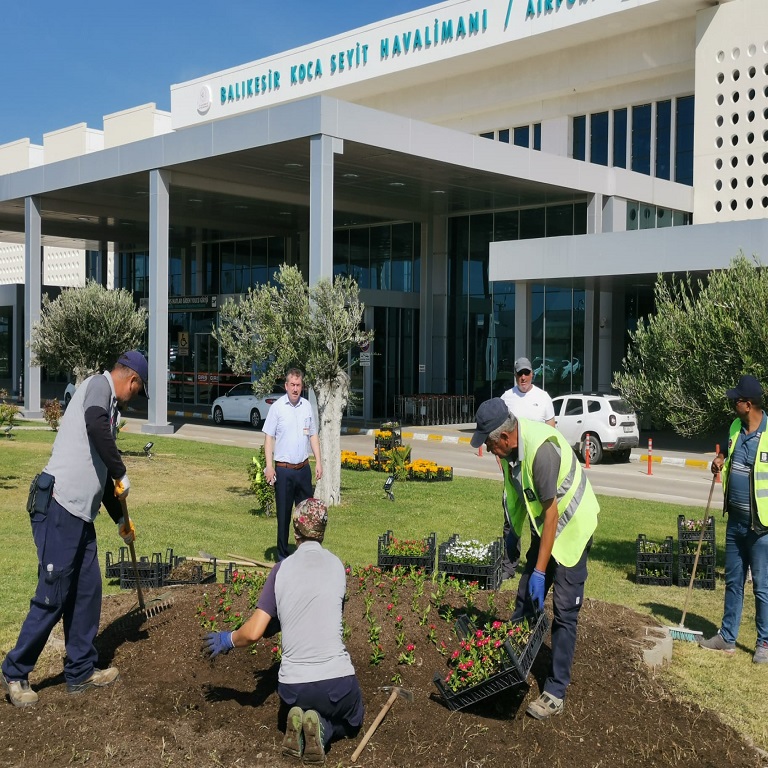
[124,415,722,510]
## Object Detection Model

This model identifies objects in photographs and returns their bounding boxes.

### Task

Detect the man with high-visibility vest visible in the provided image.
[471,398,599,720]
[700,374,768,662]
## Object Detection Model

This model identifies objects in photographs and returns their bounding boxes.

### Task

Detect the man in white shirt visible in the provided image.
[499,357,556,580]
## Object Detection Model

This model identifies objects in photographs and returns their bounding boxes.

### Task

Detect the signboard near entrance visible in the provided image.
[359,352,371,367]
[178,332,190,357]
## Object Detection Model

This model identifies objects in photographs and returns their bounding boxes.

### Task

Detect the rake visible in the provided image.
[667,474,716,642]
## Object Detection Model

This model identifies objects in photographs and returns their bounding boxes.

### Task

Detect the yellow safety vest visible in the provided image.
[722,416,768,527]
[501,418,599,567]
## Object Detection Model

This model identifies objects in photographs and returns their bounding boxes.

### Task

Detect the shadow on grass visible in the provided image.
[640,601,719,637]
[0,474,21,490]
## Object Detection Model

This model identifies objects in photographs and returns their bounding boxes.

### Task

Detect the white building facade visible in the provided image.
[0,0,765,432]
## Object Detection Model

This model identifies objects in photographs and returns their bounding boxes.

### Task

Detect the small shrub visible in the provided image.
[0,389,20,438]
[43,399,63,431]
[247,446,276,516]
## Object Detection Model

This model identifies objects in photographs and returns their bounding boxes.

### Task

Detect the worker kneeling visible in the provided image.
[203,498,363,764]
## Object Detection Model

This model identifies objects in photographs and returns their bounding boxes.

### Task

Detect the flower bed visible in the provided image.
[341,450,376,471]
[377,530,436,573]
[433,611,550,711]
[635,534,673,586]
[437,535,503,590]
[407,459,453,482]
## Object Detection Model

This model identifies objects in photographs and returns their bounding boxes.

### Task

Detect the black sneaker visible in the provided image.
[66,667,120,695]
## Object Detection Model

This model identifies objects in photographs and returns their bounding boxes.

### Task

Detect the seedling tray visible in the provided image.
[677,553,716,590]
[117,551,172,590]
[104,547,130,579]
[377,530,436,573]
[433,611,549,711]
[635,534,673,586]
[165,556,217,585]
[437,535,504,590]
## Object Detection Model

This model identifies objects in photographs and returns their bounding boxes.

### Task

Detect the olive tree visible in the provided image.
[213,264,372,505]
[31,280,147,384]
[613,254,768,437]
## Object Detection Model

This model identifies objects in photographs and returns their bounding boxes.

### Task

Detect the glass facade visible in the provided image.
[613,108,628,169]
[631,103,652,175]
[675,95,695,185]
[447,201,588,401]
[590,111,609,166]
[655,100,672,180]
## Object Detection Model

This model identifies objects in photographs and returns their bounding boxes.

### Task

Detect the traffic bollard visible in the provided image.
[647,438,653,476]
[584,434,591,469]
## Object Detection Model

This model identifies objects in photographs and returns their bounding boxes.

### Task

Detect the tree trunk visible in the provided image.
[313,370,349,506]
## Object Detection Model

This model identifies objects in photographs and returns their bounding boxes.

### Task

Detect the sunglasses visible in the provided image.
[732,398,750,406]
[516,369,532,376]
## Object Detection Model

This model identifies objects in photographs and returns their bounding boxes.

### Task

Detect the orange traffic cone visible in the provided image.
[584,434,591,469]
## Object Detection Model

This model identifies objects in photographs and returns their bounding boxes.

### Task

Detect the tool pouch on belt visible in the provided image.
[26,472,54,515]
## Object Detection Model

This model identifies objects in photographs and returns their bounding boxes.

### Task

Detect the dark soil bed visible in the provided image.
[0,568,762,768]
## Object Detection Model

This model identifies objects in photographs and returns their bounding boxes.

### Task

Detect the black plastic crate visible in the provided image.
[118,551,172,590]
[104,547,130,579]
[677,553,716,590]
[377,531,436,573]
[433,611,549,711]
[635,534,673,586]
[677,514,715,550]
[437,535,504,590]
[164,556,217,585]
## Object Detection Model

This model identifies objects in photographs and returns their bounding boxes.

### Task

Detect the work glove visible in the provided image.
[204,631,235,658]
[117,517,136,545]
[528,568,546,612]
[114,474,130,500]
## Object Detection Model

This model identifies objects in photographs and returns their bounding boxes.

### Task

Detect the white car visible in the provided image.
[552,393,639,464]
[63,382,77,406]
[211,383,283,429]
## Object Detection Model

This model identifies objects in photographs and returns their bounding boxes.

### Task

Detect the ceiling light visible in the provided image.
[77,216,92,221]
[284,162,303,169]
[430,190,446,195]
[136,190,148,196]
[234,204,248,210]
[388,182,405,187]
[188,198,202,203]
[342,173,360,179]
[279,211,292,216]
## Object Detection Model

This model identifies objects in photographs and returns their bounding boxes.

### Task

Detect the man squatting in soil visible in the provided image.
[699,374,768,662]
[472,398,599,720]
[1,351,149,708]
[204,498,364,764]
[263,368,323,562]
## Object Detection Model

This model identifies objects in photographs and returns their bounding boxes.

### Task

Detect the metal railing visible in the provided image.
[396,395,475,426]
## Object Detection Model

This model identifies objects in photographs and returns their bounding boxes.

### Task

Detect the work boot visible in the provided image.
[1,674,38,708]
[526,691,564,720]
[282,706,304,759]
[754,642,768,664]
[301,709,326,764]
[698,633,735,654]
[66,667,120,695]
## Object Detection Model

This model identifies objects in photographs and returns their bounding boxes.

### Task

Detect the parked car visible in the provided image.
[210,383,284,428]
[551,393,639,464]
[63,382,76,406]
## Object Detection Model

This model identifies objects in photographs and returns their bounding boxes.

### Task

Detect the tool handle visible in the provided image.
[350,688,399,762]
[680,474,716,625]
[120,498,145,611]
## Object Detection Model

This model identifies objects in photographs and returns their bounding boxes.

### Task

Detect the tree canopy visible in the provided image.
[213,264,373,504]
[613,254,768,437]
[31,281,147,384]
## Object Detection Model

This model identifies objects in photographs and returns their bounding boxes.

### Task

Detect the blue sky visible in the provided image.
[1,0,432,147]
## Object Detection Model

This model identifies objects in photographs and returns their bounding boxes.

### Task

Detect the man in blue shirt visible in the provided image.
[700,374,768,662]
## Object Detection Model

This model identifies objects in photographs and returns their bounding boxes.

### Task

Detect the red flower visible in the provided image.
[406,643,415,652]
[387,603,394,611]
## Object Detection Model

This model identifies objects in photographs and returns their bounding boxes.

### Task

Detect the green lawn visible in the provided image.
[1,428,765,749]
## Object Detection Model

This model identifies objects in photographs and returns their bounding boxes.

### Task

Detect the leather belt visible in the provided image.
[275,459,309,470]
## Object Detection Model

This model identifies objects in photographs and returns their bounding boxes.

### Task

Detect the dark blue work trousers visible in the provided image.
[275,464,313,560]
[512,531,591,701]
[2,497,101,686]
[279,675,364,748]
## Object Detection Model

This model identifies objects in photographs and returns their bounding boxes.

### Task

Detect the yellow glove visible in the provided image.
[114,474,130,499]
[118,517,136,544]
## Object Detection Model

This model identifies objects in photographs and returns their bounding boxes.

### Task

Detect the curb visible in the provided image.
[630,454,710,471]
[340,426,473,445]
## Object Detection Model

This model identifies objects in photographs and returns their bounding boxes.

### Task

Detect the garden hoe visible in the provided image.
[119,498,174,625]
[350,685,414,763]
[667,473,717,642]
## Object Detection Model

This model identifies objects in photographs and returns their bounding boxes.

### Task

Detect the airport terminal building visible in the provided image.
[0,0,766,432]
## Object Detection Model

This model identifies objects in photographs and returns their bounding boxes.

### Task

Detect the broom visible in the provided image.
[667,474,717,641]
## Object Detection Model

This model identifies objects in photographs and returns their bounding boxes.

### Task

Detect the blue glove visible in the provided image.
[528,568,546,611]
[204,631,235,658]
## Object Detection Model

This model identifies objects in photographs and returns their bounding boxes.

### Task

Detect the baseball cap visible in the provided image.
[514,357,533,374]
[726,374,763,401]
[470,398,512,448]
[292,498,328,541]
[117,350,149,398]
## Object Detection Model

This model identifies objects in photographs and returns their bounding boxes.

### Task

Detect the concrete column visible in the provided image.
[23,196,42,418]
[587,193,603,235]
[309,135,342,286]
[514,281,531,361]
[583,280,597,392]
[425,215,447,393]
[143,169,173,435]
[597,280,614,392]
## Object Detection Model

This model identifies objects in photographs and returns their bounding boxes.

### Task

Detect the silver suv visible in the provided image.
[551,393,639,464]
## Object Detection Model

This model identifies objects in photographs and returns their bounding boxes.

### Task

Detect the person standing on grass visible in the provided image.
[1,351,148,708]
[699,374,768,662]
[498,357,557,581]
[472,398,599,720]
[263,368,323,561]
[204,498,363,764]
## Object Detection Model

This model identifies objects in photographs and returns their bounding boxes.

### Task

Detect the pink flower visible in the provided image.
[406,644,415,652]
[475,630,484,638]
[387,603,394,611]
[494,640,502,648]
[452,650,460,659]
[492,620,502,630]
[396,615,403,623]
